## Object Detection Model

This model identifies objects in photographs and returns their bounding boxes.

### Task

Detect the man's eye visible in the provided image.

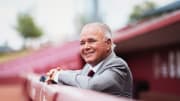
[88,39,97,43]
[80,42,85,45]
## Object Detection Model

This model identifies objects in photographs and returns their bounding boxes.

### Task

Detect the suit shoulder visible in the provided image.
[105,56,128,67]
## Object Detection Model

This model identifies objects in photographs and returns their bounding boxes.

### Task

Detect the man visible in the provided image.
[46,22,133,98]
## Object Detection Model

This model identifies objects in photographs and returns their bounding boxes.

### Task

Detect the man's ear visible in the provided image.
[106,38,112,45]
[106,39,112,51]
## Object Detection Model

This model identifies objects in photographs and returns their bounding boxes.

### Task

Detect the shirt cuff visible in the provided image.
[53,71,61,83]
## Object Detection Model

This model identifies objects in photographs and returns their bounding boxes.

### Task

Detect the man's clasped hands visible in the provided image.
[44,67,61,84]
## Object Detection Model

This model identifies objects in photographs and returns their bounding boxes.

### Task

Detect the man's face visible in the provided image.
[80,26,111,66]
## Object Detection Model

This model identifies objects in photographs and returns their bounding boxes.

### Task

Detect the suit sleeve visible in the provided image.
[78,66,127,91]
[57,70,81,86]
[58,65,127,92]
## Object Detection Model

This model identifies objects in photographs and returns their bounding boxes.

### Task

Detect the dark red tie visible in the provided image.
[87,70,95,77]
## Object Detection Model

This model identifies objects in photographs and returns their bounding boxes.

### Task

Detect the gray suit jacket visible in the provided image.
[58,52,133,98]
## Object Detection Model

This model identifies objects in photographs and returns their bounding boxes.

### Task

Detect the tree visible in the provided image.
[128,1,156,23]
[15,13,43,48]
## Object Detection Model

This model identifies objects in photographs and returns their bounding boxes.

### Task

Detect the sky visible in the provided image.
[0,0,175,50]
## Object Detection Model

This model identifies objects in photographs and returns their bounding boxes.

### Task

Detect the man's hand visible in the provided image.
[45,67,61,84]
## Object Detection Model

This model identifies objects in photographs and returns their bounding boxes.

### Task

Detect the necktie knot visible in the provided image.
[88,70,95,77]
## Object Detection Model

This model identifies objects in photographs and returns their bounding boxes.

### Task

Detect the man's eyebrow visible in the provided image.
[80,40,84,42]
[88,38,96,41]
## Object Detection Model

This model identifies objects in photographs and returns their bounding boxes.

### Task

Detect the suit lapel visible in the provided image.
[95,52,116,75]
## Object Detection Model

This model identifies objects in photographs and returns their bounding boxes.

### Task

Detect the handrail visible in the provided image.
[24,73,134,101]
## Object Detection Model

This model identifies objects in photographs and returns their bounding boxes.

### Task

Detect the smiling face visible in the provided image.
[80,24,112,66]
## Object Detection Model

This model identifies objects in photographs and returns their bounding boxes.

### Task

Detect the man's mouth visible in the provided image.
[84,52,94,57]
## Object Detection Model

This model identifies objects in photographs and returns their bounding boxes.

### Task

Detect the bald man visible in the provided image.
[46,22,133,98]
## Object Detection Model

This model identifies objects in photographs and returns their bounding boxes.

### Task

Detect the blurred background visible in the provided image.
[0,0,174,51]
[0,0,180,101]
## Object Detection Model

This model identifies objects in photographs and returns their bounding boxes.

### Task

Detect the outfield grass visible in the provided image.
[0,49,33,63]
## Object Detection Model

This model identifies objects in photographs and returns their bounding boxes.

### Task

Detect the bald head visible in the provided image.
[81,22,112,40]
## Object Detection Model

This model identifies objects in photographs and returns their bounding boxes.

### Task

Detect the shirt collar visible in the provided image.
[87,60,103,73]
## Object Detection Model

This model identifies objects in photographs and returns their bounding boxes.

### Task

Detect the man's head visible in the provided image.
[80,22,113,66]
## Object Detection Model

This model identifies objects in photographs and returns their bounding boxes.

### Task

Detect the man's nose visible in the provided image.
[84,42,90,49]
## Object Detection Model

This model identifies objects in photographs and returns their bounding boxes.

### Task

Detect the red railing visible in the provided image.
[24,73,134,101]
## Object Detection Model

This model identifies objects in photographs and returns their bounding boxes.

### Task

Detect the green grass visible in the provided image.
[0,49,33,63]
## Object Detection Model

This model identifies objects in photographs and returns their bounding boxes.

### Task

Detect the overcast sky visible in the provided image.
[0,0,175,50]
